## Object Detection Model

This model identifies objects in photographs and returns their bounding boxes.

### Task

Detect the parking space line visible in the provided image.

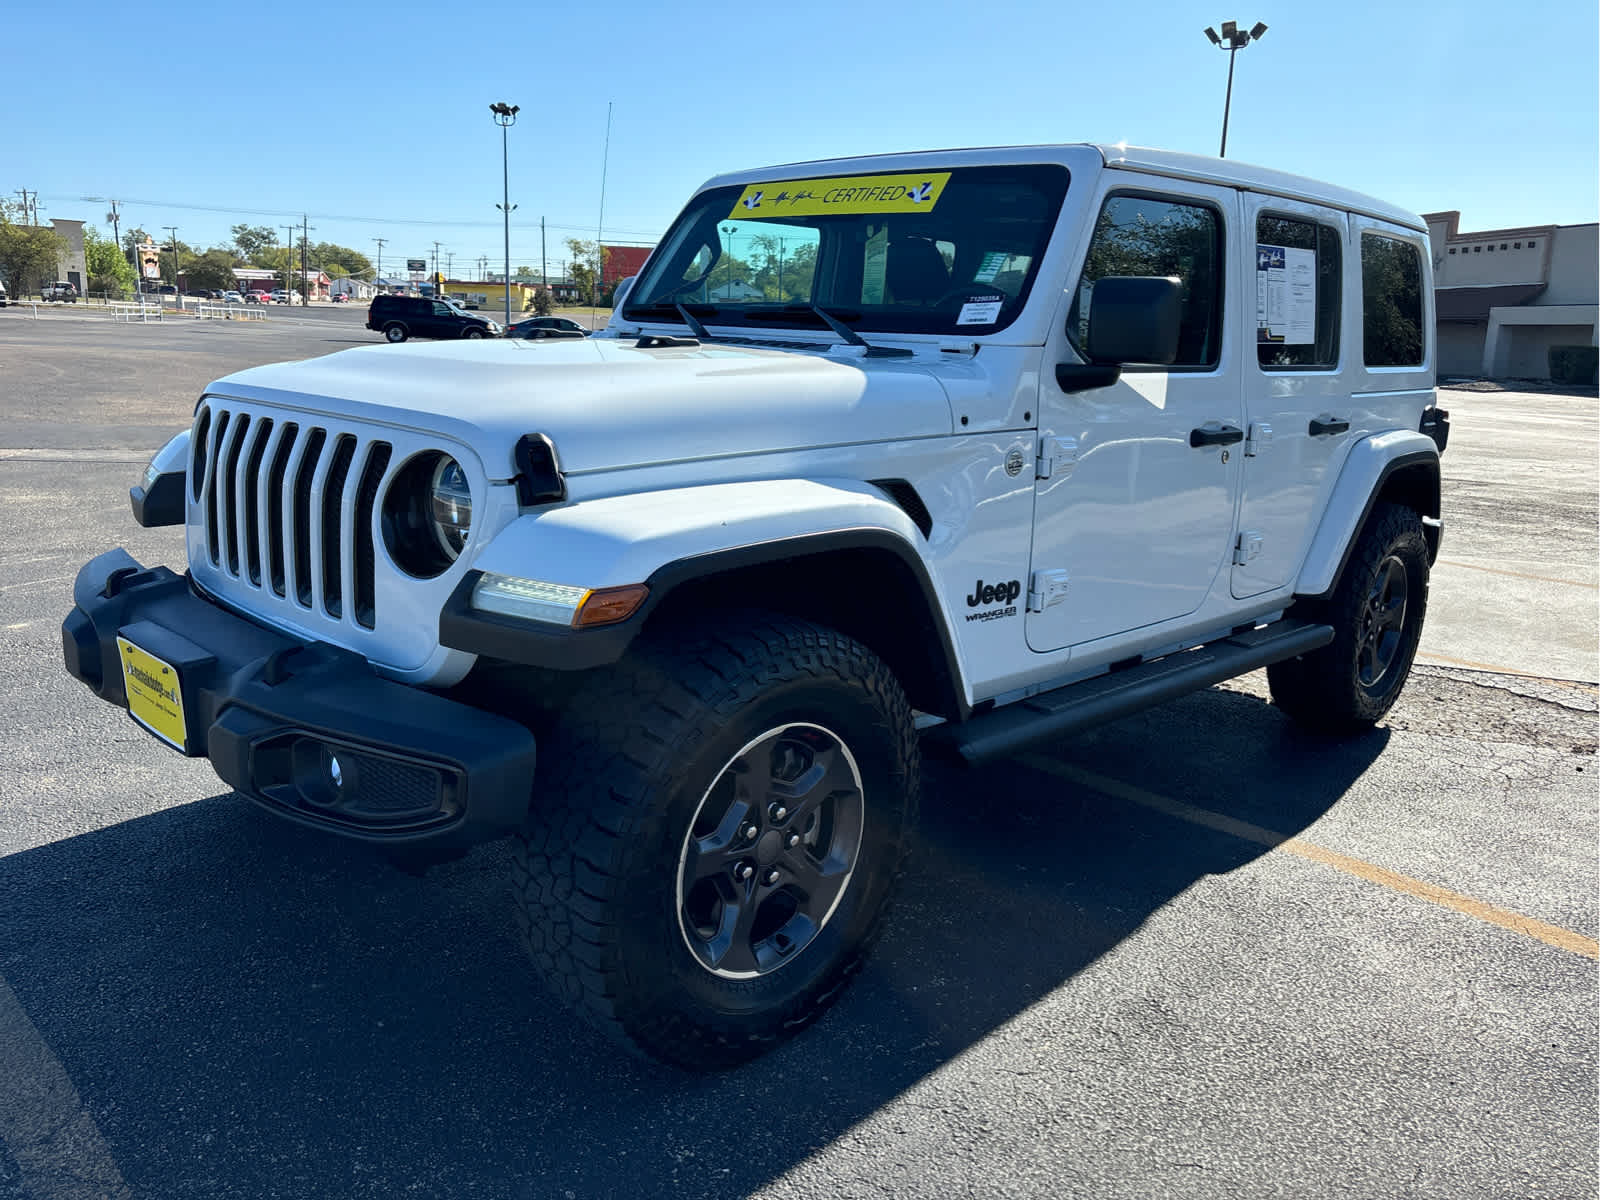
[0,973,132,1199]
[1019,756,1599,961]
[1435,559,1597,589]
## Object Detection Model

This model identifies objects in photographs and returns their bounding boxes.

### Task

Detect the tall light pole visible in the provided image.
[490,101,520,325]
[1203,20,1267,158]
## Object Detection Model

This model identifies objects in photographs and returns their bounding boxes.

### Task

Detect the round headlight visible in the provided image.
[429,456,472,559]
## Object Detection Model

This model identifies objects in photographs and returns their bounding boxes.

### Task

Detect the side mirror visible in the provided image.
[1085,275,1183,365]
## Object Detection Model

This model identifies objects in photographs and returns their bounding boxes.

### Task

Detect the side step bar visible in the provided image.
[930,618,1334,767]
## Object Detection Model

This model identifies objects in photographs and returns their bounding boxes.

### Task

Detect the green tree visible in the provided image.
[532,286,553,316]
[310,242,372,278]
[0,202,67,297]
[231,224,277,263]
[186,248,242,292]
[83,226,137,297]
[565,238,608,304]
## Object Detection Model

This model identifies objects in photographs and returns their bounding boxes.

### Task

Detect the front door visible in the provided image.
[1027,181,1244,653]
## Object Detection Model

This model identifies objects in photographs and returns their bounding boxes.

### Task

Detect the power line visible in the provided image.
[49,193,660,238]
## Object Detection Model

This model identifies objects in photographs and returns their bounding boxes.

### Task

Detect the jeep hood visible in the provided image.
[209,337,955,478]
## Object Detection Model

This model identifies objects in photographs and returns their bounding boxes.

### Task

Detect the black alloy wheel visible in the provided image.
[1356,555,1409,690]
[676,722,865,979]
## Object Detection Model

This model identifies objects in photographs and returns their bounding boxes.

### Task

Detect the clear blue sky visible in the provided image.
[5,0,1596,276]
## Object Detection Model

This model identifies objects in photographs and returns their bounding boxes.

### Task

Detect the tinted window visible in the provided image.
[1361,235,1424,367]
[1068,193,1223,368]
[1256,215,1341,369]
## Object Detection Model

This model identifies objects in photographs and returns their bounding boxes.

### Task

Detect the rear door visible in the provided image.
[1231,196,1353,598]
[1028,179,1245,652]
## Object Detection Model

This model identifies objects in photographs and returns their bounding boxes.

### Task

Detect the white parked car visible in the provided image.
[62,143,1448,1069]
[222,290,244,304]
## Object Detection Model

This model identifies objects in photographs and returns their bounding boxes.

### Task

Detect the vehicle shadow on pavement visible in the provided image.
[0,685,1386,1200]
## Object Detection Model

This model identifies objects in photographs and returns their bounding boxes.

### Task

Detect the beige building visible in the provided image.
[1423,211,1598,380]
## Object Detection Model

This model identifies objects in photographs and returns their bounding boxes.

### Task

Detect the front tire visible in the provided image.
[383,322,408,343]
[514,615,918,1070]
[461,327,484,339]
[1268,501,1429,731]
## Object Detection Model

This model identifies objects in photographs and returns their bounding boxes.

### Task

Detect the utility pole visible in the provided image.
[15,190,35,225]
[432,241,442,297]
[373,237,386,283]
[541,217,547,292]
[281,225,297,295]
[301,214,313,304]
[446,251,454,280]
[162,226,180,303]
[106,201,123,295]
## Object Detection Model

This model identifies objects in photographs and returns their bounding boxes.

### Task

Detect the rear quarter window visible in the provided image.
[1361,234,1424,368]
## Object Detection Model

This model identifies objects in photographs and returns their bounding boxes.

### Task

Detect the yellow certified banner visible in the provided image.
[729,172,952,219]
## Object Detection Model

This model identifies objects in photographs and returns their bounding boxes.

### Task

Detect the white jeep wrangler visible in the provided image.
[63,144,1448,1068]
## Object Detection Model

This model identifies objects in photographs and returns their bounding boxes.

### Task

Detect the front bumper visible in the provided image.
[61,548,538,846]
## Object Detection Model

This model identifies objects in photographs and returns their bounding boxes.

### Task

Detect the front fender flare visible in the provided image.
[1295,430,1440,599]
[440,477,943,672]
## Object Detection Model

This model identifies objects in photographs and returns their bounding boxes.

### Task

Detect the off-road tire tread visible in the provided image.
[512,612,918,1068]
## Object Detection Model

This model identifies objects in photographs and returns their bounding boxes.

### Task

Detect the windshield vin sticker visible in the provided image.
[956,295,1005,325]
[730,172,952,219]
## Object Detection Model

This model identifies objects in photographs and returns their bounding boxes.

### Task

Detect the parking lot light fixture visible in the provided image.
[1203,19,1268,157]
[491,101,520,326]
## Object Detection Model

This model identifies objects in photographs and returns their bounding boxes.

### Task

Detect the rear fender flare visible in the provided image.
[1295,431,1441,599]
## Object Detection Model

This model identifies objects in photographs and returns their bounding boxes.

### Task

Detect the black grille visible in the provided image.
[354,443,392,629]
[266,423,298,596]
[321,435,357,617]
[203,410,230,565]
[241,419,273,584]
[292,429,326,607]
[196,405,388,628]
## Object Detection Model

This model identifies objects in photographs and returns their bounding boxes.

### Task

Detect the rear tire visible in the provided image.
[1268,502,1429,732]
[514,614,918,1070]
[383,322,408,343]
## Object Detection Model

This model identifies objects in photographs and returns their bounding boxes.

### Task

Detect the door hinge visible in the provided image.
[1027,569,1070,612]
[1245,422,1273,457]
[1036,436,1079,480]
[1234,531,1264,565]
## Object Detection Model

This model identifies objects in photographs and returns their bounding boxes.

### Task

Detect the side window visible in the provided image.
[1068,193,1224,368]
[1256,215,1341,369]
[1361,234,1424,367]
[432,301,454,316]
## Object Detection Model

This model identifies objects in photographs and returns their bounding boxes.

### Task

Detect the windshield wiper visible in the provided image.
[673,303,709,340]
[807,303,911,358]
[626,302,716,339]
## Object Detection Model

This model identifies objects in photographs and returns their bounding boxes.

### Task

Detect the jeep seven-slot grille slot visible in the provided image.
[196,405,392,630]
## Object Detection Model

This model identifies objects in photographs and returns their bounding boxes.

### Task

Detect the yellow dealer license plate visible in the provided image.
[116,635,188,752]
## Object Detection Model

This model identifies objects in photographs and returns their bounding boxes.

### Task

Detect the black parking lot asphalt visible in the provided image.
[1,316,1595,1199]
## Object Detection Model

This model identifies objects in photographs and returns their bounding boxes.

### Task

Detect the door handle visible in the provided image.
[1189,424,1245,448]
[1309,415,1350,437]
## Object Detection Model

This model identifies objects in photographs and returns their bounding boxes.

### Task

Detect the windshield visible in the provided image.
[625,163,1068,337]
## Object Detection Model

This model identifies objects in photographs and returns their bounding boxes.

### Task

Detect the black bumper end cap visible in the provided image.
[130,472,185,527]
